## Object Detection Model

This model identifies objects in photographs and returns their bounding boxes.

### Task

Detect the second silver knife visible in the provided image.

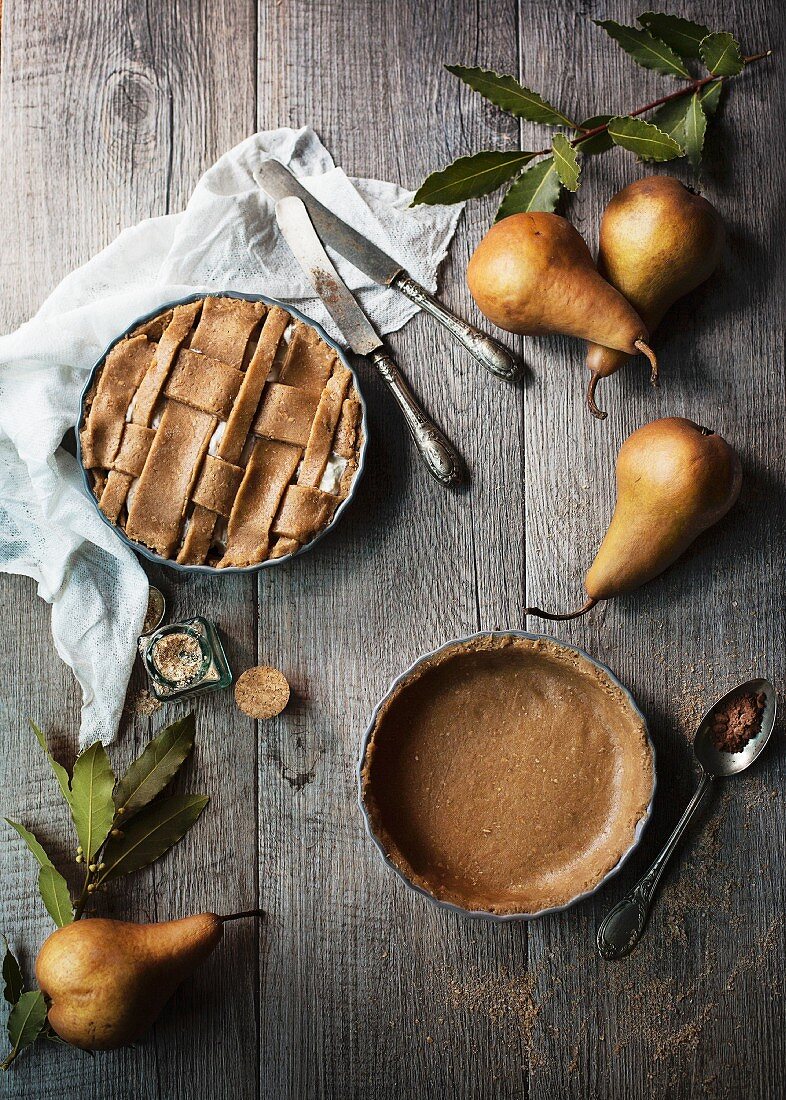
[275,196,463,487]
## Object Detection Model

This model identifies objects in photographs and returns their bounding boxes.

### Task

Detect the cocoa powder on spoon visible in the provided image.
[709,690,767,754]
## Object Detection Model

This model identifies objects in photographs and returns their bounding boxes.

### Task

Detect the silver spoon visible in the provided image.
[597,678,777,960]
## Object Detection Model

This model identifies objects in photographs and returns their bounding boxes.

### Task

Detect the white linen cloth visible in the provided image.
[0,126,461,747]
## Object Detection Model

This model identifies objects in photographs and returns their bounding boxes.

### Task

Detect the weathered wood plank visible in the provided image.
[0,1,259,1098]
[518,2,785,1099]
[255,1,529,1097]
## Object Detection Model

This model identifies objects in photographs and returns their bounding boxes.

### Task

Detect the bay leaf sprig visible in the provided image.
[1,714,206,1068]
[412,11,771,219]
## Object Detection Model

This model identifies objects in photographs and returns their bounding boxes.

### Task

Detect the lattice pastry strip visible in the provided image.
[177,306,291,566]
[126,401,217,558]
[81,335,155,469]
[278,322,337,393]
[97,301,201,521]
[188,296,266,366]
[268,364,353,560]
[218,440,302,568]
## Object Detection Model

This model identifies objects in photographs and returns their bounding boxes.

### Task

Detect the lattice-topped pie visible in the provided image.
[80,296,363,568]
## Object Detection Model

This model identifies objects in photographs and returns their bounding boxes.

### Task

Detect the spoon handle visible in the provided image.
[597,771,715,960]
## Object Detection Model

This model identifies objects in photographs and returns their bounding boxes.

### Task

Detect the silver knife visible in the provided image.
[256,159,522,382]
[275,196,463,487]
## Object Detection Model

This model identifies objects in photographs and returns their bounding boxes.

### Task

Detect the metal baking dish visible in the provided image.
[358,629,657,922]
[75,291,367,575]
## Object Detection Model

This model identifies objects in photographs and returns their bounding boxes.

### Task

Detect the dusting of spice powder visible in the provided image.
[151,632,202,685]
[709,690,767,753]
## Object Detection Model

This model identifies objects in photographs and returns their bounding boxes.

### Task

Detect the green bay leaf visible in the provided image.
[97,794,209,882]
[2,939,23,1005]
[638,12,710,59]
[37,866,73,928]
[70,742,116,861]
[574,115,614,155]
[551,133,581,192]
[495,157,562,221]
[114,714,196,818]
[683,92,708,171]
[700,79,723,117]
[650,97,690,142]
[4,819,55,869]
[446,65,575,126]
[594,20,692,78]
[700,32,744,77]
[607,115,685,162]
[412,150,536,206]
[30,721,72,807]
[1,990,47,1069]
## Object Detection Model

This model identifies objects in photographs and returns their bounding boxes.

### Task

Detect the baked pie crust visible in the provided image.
[80,296,363,567]
[361,634,654,915]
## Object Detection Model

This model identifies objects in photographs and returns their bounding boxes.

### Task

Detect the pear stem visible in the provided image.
[634,340,659,386]
[587,372,608,420]
[218,909,266,923]
[524,597,599,621]
[530,51,772,157]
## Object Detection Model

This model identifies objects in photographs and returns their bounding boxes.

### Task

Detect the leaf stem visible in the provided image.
[530,51,772,156]
[72,869,92,921]
[72,822,118,919]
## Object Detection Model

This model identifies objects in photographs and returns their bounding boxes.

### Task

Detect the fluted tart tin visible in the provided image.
[358,630,657,922]
[75,291,368,575]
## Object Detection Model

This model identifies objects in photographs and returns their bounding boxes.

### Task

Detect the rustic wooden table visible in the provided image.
[1,1,784,1097]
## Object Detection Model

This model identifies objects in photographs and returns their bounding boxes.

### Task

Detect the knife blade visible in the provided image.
[256,159,523,382]
[274,196,463,487]
[258,159,401,286]
[275,197,383,356]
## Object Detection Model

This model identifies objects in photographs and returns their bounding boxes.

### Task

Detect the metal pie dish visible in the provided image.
[358,630,657,922]
[75,291,368,574]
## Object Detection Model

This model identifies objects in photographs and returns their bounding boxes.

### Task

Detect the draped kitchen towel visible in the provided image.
[0,126,462,746]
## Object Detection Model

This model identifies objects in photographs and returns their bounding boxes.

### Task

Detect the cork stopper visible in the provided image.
[235,666,290,720]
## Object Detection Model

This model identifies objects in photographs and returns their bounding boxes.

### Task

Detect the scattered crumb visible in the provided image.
[126,688,161,717]
[443,965,540,1043]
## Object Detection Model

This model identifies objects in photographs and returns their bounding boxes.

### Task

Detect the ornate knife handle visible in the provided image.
[370,348,463,487]
[393,274,523,382]
[597,770,715,960]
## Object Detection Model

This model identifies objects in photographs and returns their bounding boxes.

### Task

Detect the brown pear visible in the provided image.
[586,176,725,418]
[467,212,657,382]
[36,911,259,1050]
[525,417,741,621]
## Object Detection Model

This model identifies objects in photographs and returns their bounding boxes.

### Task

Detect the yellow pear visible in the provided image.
[36,911,259,1050]
[466,212,657,395]
[526,417,741,620]
[586,176,724,418]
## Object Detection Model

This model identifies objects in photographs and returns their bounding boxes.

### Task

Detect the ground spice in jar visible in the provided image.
[709,690,767,753]
[150,632,203,685]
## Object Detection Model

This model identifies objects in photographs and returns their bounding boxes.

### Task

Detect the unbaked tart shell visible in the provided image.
[360,634,654,916]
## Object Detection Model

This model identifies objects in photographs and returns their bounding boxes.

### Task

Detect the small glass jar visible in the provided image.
[141,617,233,701]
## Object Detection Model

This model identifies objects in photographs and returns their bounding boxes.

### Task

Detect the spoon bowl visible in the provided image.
[694,678,777,777]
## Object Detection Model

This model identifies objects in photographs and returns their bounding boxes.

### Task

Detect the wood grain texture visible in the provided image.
[1,0,784,1097]
[0,1,259,1098]
[518,4,785,1100]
